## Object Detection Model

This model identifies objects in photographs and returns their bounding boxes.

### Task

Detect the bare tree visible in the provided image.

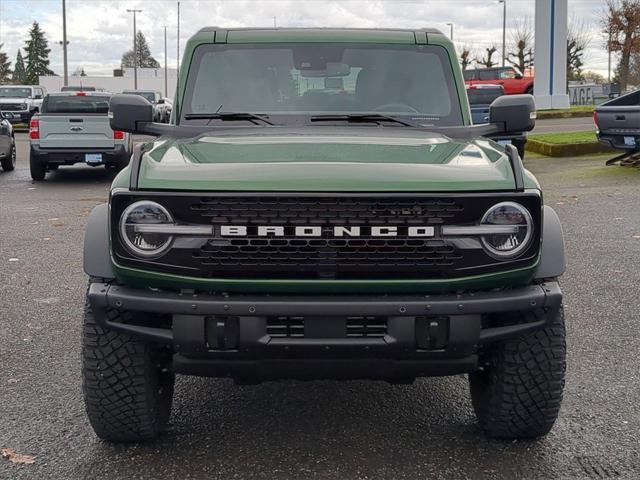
[478,46,498,68]
[567,19,592,81]
[507,17,534,74]
[602,0,640,91]
[459,46,474,71]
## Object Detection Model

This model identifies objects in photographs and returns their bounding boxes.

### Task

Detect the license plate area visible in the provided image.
[85,153,103,164]
[623,136,636,146]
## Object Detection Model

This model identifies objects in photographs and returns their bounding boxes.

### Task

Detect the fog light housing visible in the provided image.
[480,201,532,259]
[119,201,173,257]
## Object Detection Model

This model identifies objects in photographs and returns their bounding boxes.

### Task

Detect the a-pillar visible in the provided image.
[534,0,570,109]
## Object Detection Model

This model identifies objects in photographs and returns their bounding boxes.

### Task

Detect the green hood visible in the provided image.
[136,128,530,192]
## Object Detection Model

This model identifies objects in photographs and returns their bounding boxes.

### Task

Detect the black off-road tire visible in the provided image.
[469,307,566,439]
[82,278,175,442]
[29,152,46,181]
[1,138,16,171]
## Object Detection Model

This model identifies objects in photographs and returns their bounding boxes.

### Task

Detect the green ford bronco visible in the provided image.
[83,28,566,442]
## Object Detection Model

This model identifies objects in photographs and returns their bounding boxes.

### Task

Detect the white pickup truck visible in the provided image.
[29,92,132,181]
[0,85,46,124]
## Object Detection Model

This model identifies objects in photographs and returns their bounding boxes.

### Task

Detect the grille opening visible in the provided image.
[266,316,388,338]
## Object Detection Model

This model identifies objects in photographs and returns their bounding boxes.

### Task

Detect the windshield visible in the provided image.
[0,87,32,98]
[182,43,462,126]
[42,95,111,114]
[124,91,155,103]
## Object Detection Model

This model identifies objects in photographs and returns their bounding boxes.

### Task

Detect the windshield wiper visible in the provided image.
[309,114,421,128]
[183,112,275,125]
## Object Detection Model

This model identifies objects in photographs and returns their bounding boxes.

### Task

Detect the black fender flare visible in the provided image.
[83,203,115,279]
[534,206,566,279]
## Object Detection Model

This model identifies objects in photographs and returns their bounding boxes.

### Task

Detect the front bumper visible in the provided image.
[88,281,562,381]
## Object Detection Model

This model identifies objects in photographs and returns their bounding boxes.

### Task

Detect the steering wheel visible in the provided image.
[373,103,420,114]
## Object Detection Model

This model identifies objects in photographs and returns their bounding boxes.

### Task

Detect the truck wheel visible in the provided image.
[29,152,46,181]
[469,307,566,439]
[1,138,16,171]
[82,278,175,442]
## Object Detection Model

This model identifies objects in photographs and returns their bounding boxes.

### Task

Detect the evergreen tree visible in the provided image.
[0,44,11,83]
[24,22,54,84]
[12,50,26,84]
[121,31,160,69]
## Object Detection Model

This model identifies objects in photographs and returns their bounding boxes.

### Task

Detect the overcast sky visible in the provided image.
[0,0,613,77]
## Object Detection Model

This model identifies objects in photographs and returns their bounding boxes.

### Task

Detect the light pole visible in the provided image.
[176,1,180,83]
[126,8,142,89]
[498,0,506,67]
[61,0,68,86]
[446,23,453,41]
[164,26,168,97]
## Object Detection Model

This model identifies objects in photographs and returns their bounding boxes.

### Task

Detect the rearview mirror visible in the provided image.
[489,94,536,134]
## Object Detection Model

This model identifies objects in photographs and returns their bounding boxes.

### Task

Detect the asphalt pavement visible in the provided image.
[1,133,639,479]
[533,116,596,134]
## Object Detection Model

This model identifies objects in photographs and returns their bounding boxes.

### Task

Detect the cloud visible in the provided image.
[0,0,613,77]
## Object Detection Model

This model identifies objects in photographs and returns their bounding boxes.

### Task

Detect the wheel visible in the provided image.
[1,137,16,171]
[469,307,566,439]
[29,151,46,181]
[82,278,175,442]
[48,164,59,171]
[525,86,534,95]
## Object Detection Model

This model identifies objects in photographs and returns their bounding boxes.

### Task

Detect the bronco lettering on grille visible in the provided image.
[219,225,435,238]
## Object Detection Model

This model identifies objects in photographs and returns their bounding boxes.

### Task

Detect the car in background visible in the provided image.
[122,90,168,122]
[0,108,16,171]
[61,86,97,92]
[466,84,504,124]
[0,85,47,123]
[464,66,534,95]
[28,92,132,181]
[595,89,640,153]
[161,97,173,122]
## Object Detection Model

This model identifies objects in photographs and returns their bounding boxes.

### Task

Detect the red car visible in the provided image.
[464,66,534,95]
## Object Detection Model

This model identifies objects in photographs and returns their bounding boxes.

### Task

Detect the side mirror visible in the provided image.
[489,94,536,134]
[514,73,523,79]
[109,94,154,133]
[157,99,164,104]
[109,94,173,136]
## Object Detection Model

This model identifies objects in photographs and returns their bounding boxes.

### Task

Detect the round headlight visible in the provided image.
[119,201,173,257]
[480,202,533,259]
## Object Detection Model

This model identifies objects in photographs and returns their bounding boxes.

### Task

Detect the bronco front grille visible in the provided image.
[111,193,542,280]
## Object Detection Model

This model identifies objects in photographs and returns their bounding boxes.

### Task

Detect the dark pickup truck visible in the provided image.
[595,89,640,152]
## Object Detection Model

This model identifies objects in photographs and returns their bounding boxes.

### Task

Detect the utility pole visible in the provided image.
[164,26,168,97]
[446,23,453,41]
[607,30,612,83]
[177,1,180,83]
[499,0,506,67]
[61,0,68,86]
[126,8,142,89]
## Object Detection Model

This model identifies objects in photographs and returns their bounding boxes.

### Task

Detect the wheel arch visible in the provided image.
[84,203,115,279]
[534,205,566,279]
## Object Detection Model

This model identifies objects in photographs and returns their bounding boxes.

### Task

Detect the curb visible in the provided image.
[536,110,594,120]
[526,139,614,157]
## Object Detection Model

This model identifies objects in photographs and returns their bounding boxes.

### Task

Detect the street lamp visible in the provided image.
[61,0,68,86]
[126,8,143,89]
[446,23,453,41]
[497,0,506,67]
